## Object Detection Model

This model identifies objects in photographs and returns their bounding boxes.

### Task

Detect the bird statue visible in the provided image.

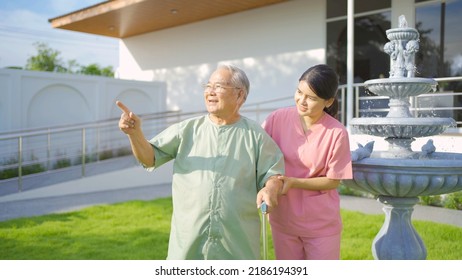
[351,141,375,161]
[420,139,436,159]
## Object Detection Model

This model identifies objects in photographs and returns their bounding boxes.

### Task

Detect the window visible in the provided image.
[326,11,391,84]
[416,0,462,126]
[326,2,391,118]
[416,0,462,78]
[326,0,391,18]
[326,0,462,125]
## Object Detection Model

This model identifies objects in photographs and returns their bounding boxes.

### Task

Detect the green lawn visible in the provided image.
[0,197,461,260]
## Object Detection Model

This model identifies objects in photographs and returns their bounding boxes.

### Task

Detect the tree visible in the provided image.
[100,66,114,77]
[25,42,67,72]
[65,59,80,74]
[24,42,114,77]
[78,63,114,77]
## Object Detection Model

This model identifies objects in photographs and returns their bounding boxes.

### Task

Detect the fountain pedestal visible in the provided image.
[372,196,426,260]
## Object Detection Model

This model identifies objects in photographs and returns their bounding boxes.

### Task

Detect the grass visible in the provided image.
[0,197,461,260]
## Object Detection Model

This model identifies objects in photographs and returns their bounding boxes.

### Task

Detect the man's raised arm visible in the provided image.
[116,100,155,167]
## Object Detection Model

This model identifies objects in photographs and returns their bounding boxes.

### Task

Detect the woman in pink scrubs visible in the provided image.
[262,64,353,260]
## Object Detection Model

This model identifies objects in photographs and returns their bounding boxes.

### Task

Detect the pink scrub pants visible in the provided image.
[272,230,341,260]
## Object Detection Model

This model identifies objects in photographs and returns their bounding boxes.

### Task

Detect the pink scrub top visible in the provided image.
[263,106,353,237]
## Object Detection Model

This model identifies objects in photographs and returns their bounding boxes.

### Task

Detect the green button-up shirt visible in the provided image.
[148,115,284,259]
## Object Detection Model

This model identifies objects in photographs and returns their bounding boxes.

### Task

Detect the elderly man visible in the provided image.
[117,64,284,260]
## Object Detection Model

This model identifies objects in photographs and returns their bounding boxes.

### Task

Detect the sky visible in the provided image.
[0,0,118,69]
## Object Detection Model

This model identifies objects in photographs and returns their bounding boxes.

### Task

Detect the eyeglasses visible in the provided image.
[202,83,240,93]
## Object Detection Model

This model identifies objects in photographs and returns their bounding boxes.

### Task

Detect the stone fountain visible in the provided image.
[343,15,462,260]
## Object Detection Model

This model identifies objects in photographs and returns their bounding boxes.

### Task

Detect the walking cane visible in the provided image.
[261,201,268,260]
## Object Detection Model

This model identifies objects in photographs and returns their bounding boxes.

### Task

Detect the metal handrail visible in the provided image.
[0,110,182,139]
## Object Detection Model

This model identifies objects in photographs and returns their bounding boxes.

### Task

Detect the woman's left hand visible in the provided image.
[277,175,294,195]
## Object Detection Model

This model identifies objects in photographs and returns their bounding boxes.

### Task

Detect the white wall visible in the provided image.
[0,69,166,132]
[117,0,326,113]
[0,68,168,167]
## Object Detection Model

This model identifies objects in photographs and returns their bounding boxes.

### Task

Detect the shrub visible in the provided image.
[116,147,131,157]
[419,195,443,207]
[338,184,373,198]
[0,155,45,179]
[98,150,114,161]
[73,153,97,165]
[443,191,462,210]
[52,158,72,169]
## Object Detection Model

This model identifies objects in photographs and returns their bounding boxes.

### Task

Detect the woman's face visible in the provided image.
[294,80,333,118]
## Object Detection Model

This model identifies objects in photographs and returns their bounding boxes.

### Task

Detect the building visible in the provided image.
[48,0,462,127]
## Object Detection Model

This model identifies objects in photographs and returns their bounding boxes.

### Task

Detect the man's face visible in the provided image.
[204,69,242,120]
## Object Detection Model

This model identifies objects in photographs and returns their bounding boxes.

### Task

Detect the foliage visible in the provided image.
[78,63,114,77]
[52,158,72,170]
[443,192,462,210]
[0,155,45,179]
[0,148,131,180]
[24,42,114,77]
[25,42,67,73]
[73,153,97,165]
[0,197,461,260]
[116,147,132,157]
[420,195,443,207]
[98,150,114,161]
[52,151,72,169]
[420,191,462,210]
[338,184,373,198]
[340,184,462,211]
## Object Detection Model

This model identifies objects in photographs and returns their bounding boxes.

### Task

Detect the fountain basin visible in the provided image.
[364,78,437,98]
[343,152,462,197]
[350,117,456,138]
[386,27,419,41]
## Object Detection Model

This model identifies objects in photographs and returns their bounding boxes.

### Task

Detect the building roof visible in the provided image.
[48,0,289,38]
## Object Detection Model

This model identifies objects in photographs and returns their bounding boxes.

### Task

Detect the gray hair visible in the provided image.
[217,64,250,100]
